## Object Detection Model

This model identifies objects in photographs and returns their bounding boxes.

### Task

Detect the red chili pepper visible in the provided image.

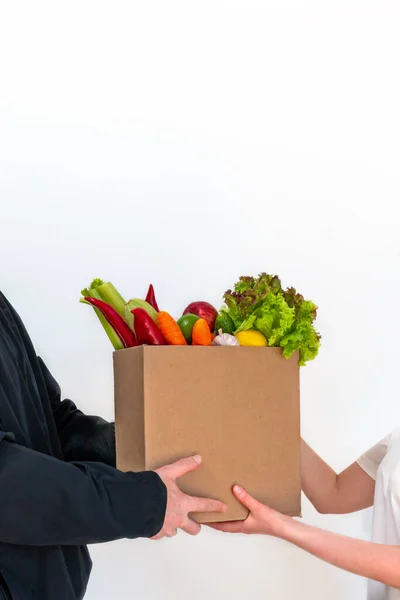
[84,297,137,348]
[131,308,166,345]
[145,284,160,312]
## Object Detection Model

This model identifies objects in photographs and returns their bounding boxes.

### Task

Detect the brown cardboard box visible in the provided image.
[114,346,301,523]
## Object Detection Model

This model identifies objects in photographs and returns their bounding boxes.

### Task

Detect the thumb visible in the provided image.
[233,485,261,511]
[169,455,202,480]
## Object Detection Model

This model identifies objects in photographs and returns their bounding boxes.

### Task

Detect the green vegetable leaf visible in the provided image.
[223,273,282,323]
[259,294,295,345]
[281,321,321,366]
[284,287,317,322]
[221,273,321,366]
[235,294,295,345]
[234,276,256,293]
[235,313,258,333]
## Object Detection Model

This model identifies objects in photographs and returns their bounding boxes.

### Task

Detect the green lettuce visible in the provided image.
[281,321,321,366]
[235,293,295,346]
[223,273,282,327]
[221,273,321,366]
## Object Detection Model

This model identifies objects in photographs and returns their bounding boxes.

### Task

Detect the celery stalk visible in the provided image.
[81,285,124,350]
[88,279,126,317]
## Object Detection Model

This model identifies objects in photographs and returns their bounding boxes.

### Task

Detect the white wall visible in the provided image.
[1,1,400,598]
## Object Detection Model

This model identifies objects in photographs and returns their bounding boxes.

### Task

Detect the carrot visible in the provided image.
[192,318,212,346]
[157,311,187,345]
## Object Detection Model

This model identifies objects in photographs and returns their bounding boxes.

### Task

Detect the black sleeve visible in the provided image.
[0,431,167,546]
[38,358,117,467]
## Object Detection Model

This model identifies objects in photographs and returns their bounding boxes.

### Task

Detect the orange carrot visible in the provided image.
[157,311,187,345]
[192,318,212,346]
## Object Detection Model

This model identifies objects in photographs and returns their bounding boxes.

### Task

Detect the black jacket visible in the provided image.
[0,292,167,600]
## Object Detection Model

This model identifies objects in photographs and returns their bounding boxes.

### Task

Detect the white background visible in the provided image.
[1,1,400,598]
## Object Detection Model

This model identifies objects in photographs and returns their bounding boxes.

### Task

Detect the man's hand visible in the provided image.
[153,455,227,539]
[208,485,290,537]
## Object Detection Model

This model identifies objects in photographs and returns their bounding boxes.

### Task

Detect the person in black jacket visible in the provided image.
[0,291,225,600]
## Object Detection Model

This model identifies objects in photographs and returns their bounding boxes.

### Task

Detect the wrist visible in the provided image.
[274,513,299,540]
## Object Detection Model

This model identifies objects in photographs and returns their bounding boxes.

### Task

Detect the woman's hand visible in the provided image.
[209,485,291,537]
[210,484,400,590]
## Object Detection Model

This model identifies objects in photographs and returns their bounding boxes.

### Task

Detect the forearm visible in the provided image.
[281,519,400,589]
[0,439,166,546]
[301,439,338,512]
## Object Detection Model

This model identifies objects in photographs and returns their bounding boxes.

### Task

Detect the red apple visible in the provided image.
[183,301,218,331]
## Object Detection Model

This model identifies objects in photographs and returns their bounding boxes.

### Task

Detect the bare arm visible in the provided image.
[211,487,400,590]
[285,519,400,589]
[301,439,375,514]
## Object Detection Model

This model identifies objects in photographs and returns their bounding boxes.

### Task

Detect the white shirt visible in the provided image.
[358,428,400,600]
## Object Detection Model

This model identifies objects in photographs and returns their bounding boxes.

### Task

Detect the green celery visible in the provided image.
[88,278,126,317]
[81,284,124,350]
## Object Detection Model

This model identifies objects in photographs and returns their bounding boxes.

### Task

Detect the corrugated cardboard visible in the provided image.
[114,346,301,523]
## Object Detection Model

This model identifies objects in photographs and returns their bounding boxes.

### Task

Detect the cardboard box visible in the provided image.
[114,346,301,523]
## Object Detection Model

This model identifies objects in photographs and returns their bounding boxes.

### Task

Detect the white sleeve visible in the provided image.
[357,434,391,480]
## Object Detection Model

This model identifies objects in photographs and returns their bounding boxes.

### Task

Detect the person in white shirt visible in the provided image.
[211,433,400,599]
